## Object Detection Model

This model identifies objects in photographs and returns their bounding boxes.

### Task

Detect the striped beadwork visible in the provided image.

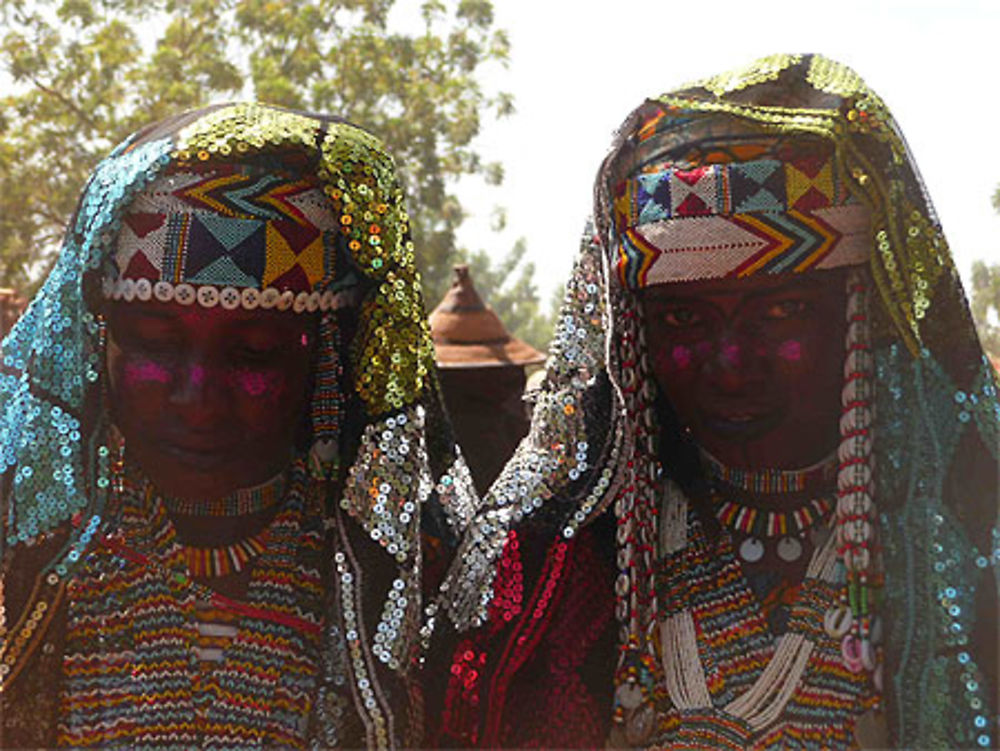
[181,530,269,577]
[58,460,325,748]
[714,495,833,539]
[644,509,875,748]
[701,450,838,495]
[163,472,285,517]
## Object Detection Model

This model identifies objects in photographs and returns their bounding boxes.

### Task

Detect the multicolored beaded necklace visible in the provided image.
[714,494,833,539]
[162,471,286,517]
[181,528,270,577]
[58,459,326,748]
[701,449,838,495]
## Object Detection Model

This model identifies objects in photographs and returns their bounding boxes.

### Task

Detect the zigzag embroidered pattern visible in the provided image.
[614,156,870,287]
[110,168,340,298]
[618,204,870,287]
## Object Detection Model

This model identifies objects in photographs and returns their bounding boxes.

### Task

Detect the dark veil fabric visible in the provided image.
[0,103,478,748]
[435,55,999,748]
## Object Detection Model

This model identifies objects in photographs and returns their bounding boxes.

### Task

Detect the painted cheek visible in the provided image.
[228,368,287,399]
[122,358,171,386]
[777,339,803,362]
[670,345,693,371]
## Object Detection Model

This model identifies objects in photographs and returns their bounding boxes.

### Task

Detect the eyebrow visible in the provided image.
[643,277,824,303]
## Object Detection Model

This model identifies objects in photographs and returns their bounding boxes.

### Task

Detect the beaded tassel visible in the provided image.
[309,312,343,479]
[611,294,665,744]
[612,304,661,659]
[834,268,880,675]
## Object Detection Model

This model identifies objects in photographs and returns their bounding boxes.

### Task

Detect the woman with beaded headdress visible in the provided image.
[432,55,999,748]
[0,103,478,748]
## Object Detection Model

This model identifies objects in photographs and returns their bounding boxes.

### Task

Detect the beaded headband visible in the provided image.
[614,155,871,288]
[103,165,360,311]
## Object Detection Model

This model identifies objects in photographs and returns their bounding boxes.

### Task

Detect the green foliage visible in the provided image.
[970,259,1000,358]
[463,238,559,352]
[0,0,514,306]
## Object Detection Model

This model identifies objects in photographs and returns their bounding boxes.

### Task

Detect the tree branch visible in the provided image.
[28,75,99,131]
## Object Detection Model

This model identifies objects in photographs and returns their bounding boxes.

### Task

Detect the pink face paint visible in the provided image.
[229,369,286,399]
[671,345,693,370]
[777,339,803,362]
[123,359,171,386]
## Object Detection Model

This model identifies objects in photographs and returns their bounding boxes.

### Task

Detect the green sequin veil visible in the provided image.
[0,103,478,743]
[441,55,999,746]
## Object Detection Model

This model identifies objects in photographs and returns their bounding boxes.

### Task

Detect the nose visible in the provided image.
[705,331,767,393]
[168,359,228,425]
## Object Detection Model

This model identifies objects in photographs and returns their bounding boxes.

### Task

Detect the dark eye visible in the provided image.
[229,337,286,366]
[662,307,703,328]
[763,299,810,320]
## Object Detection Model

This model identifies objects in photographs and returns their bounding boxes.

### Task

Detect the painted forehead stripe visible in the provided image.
[614,156,871,288]
[103,167,358,312]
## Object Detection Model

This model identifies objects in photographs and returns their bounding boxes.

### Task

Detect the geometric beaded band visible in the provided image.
[714,493,833,539]
[701,449,839,495]
[103,166,356,313]
[163,472,286,517]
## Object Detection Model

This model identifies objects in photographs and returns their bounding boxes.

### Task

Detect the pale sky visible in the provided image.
[455,0,1000,302]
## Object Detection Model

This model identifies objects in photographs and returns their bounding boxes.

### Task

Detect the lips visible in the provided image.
[160,438,239,470]
[698,406,782,439]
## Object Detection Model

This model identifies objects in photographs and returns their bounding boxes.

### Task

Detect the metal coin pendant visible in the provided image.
[625,703,656,745]
[739,536,765,563]
[776,535,803,562]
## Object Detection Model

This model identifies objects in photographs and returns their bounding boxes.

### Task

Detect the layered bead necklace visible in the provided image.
[163,472,286,517]
[164,472,286,578]
[704,448,836,567]
[617,480,877,749]
[701,448,838,495]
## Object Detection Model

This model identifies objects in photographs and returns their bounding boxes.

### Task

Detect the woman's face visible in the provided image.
[106,300,318,499]
[640,270,847,469]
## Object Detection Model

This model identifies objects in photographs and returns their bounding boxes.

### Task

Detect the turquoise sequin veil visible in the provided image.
[0,133,171,559]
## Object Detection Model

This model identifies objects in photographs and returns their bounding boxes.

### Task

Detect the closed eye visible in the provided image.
[231,344,283,365]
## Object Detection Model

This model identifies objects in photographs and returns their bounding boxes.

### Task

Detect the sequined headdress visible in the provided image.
[441,55,999,747]
[0,103,478,744]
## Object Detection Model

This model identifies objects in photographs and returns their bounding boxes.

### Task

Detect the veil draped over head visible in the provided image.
[0,103,478,748]
[438,55,998,748]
